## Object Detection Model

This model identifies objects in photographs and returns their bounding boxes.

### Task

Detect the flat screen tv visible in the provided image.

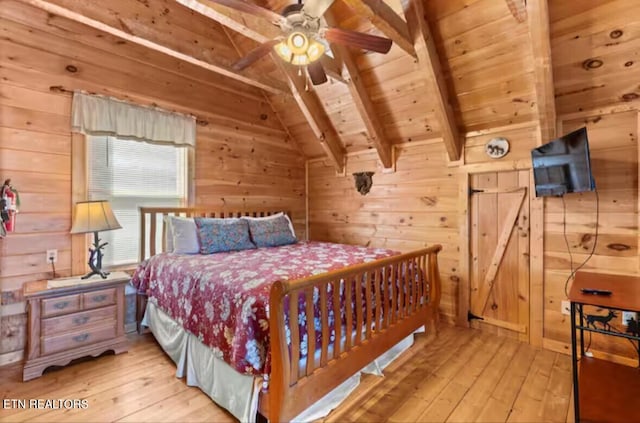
[531,127,595,197]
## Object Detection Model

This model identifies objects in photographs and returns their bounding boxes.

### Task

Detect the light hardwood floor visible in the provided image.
[0,325,573,422]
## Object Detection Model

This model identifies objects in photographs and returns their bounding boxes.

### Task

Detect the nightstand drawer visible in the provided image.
[83,288,116,310]
[41,322,116,355]
[41,294,81,317]
[41,306,116,336]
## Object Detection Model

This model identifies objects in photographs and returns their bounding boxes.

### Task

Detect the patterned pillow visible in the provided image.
[194,218,255,254]
[243,212,296,238]
[245,214,297,248]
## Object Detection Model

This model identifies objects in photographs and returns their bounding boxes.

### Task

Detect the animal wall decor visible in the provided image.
[487,144,505,156]
[585,309,618,331]
[484,137,510,159]
[353,172,374,195]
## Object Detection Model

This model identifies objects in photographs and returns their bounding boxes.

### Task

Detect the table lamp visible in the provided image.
[70,200,122,279]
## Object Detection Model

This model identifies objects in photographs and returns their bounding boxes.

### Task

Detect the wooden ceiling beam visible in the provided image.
[526,0,555,348]
[340,0,416,57]
[527,0,556,142]
[18,0,288,94]
[405,0,462,161]
[178,0,346,83]
[178,0,279,43]
[325,12,393,169]
[277,61,345,173]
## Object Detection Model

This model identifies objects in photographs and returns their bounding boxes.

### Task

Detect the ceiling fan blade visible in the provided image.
[307,61,328,85]
[208,0,284,24]
[232,39,280,71]
[324,28,393,54]
[301,0,336,18]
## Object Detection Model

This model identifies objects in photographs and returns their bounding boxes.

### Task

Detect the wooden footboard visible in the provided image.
[266,245,442,422]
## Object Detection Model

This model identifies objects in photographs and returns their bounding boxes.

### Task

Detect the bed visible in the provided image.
[133,207,442,422]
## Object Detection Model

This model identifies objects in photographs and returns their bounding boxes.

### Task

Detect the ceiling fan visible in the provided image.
[214,0,393,85]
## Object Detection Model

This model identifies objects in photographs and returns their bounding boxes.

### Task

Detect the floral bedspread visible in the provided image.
[132,241,398,376]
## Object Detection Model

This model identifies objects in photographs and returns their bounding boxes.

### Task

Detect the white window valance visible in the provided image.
[71,92,196,147]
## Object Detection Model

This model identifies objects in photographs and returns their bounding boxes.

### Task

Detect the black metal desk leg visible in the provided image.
[579,304,584,355]
[570,301,580,422]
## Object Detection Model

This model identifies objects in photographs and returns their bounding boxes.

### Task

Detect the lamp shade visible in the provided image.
[70,200,122,234]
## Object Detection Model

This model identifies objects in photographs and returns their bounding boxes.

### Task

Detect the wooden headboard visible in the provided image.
[138,207,288,261]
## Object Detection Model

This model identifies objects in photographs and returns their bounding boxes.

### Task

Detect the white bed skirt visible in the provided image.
[143,302,418,422]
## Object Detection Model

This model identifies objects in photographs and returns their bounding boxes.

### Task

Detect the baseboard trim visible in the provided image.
[543,337,637,367]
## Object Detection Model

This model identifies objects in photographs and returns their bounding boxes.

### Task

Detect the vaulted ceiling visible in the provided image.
[16,0,640,171]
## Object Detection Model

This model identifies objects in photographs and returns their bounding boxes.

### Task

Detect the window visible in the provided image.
[87,136,187,266]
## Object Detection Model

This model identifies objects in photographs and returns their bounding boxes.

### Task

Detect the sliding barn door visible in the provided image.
[469,170,530,341]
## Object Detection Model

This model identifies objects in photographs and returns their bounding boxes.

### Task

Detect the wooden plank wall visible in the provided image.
[543,110,639,361]
[542,0,640,362]
[550,0,640,116]
[307,142,460,323]
[0,0,304,366]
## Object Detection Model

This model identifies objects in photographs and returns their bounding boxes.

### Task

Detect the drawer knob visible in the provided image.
[92,295,108,302]
[73,316,90,325]
[54,301,69,310]
[73,333,90,342]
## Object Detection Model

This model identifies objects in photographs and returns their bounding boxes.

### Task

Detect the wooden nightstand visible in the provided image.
[22,271,130,381]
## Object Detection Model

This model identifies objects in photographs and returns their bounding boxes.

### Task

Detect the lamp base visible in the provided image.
[83,231,110,280]
[81,269,110,280]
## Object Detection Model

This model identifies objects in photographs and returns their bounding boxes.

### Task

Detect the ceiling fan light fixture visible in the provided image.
[274,33,325,66]
[287,32,309,55]
[306,40,325,62]
[274,41,293,62]
[291,54,310,66]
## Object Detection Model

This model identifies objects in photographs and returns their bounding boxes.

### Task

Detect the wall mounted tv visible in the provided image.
[531,127,596,197]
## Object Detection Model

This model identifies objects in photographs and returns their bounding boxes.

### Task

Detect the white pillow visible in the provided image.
[167,216,199,254]
[242,212,296,238]
[163,216,174,252]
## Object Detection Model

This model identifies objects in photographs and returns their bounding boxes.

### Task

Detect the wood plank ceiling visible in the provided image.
[14,0,640,169]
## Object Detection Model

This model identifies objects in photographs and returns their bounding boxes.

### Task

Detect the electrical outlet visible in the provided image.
[46,249,58,264]
[561,300,571,316]
[622,311,636,326]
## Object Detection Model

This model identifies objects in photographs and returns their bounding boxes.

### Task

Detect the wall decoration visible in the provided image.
[1,179,20,237]
[484,137,510,159]
[352,172,374,195]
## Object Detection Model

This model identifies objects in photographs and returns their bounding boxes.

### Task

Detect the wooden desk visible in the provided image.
[569,271,640,423]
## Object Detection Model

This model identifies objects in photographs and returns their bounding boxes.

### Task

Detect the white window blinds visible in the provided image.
[88,136,187,266]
